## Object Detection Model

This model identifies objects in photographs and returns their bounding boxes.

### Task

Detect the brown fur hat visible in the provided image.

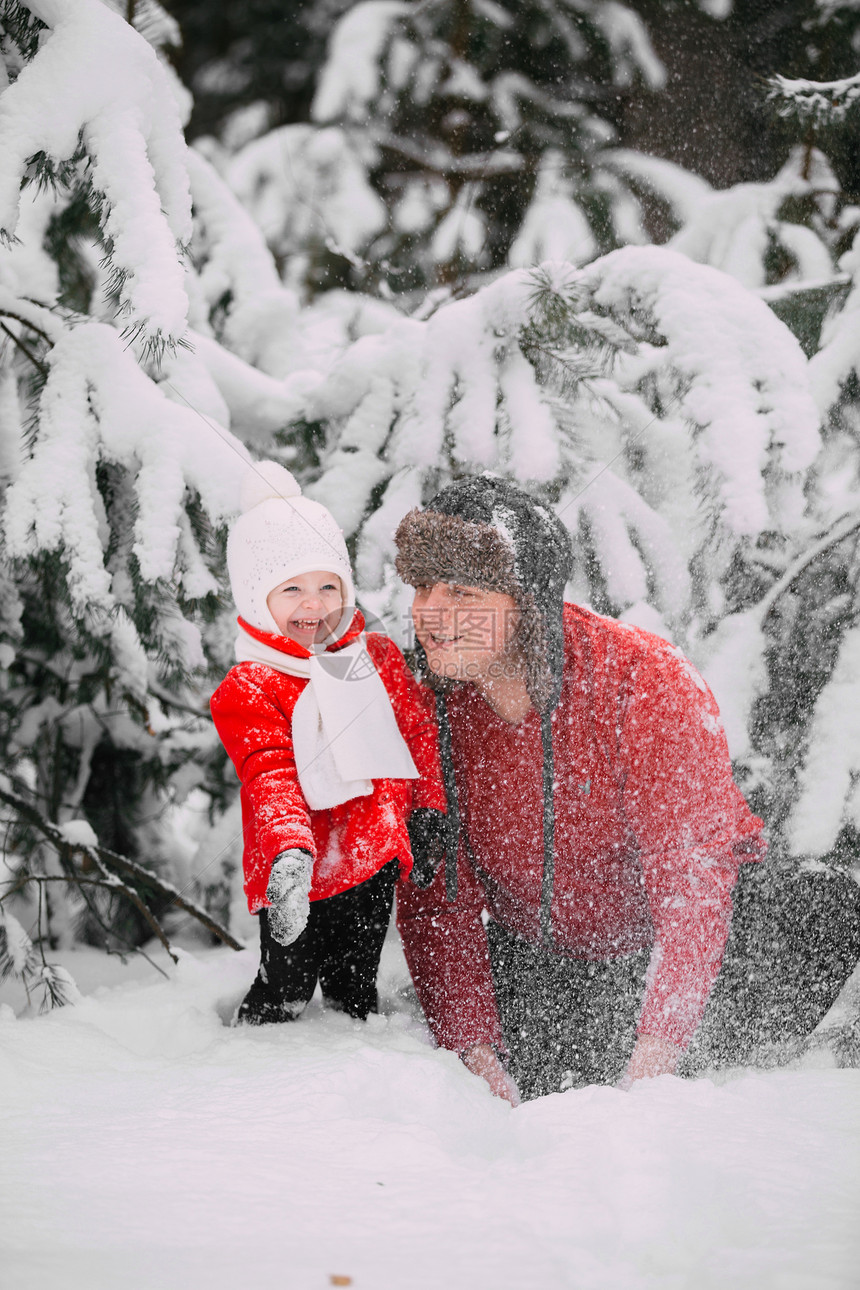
[394,476,573,713]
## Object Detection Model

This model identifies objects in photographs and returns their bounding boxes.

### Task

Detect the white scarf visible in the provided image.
[235,625,419,811]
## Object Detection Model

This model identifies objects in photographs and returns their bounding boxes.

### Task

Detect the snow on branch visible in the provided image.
[768,71,860,124]
[185,147,281,321]
[0,904,80,1012]
[308,248,819,646]
[0,0,192,342]
[0,904,37,980]
[0,780,244,972]
[808,229,860,414]
[224,124,386,268]
[177,331,320,442]
[508,151,599,268]
[593,3,666,91]
[681,511,860,762]
[312,0,408,125]
[3,321,248,619]
[0,284,64,344]
[580,246,821,535]
[308,265,562,538]
[788,621,860,856]
[101,0,181,54]
[600,149,713,227]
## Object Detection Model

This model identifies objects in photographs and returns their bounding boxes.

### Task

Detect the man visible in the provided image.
[395,476,765,1103]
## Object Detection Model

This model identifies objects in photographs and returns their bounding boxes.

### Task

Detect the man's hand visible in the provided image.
[461,1043,521,1106]
[618,1034,683,1090]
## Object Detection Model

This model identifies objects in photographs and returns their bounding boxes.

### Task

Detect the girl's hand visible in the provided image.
[266,849,313,947]
[462,1044,521,1106]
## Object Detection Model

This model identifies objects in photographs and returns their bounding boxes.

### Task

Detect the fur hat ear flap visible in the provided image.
[512,591,555,714]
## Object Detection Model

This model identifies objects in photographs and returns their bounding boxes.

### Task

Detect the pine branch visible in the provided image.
[146,680,211,721]
[0,907,38,982]
[0,0,46,69]
[767,72,860,124]
[532,0,587,66]
[76,845,179,963]
[760,511,860,623]
[0,293,65,343]
[0,308,53,344]
[520,267,635,398]
[0,320,49,376]
[522,337,616,393]
[5,871,172,981]
[525,263,591,321]
[123,0,181,52]
[37,963,79,1010]
[375,130,525,179]
[0,784,244,952]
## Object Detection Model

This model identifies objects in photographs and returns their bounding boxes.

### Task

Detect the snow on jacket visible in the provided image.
[396,603,766,1053]
[211,611,445,910]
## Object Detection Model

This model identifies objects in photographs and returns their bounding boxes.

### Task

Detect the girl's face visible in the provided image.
[266,571,344,648]
[411,581,521,685]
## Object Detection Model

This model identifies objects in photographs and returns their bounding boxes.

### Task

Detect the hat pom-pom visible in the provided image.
[240,460,302,513]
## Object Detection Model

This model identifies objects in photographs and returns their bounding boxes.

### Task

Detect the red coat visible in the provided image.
[397,603,766,1052]
[211,613,445,911]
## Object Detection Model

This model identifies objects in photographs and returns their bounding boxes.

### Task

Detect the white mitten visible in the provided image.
[265,849,314,947]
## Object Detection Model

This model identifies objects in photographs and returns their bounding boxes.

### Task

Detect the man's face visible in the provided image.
[411,582,521,684]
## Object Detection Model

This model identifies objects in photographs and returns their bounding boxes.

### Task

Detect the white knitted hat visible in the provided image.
[227,461,355,636]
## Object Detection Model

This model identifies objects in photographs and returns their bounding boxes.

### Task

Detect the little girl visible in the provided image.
[211,461,444,1024]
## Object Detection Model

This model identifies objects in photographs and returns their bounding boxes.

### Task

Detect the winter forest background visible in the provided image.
[2,5,860,1285]
[1,0,860,1044]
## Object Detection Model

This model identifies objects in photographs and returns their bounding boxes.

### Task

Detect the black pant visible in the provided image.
[682,860,860,1073]
[237,860,399,1025]
[486,920,649,1100]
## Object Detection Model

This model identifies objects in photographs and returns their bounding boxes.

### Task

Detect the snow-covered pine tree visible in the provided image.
[0,0,292,983]
[212,119,390,299]
[306,0,704,294]
[606,144,847,311]
[567,60,860,873]
[744,67,860,870]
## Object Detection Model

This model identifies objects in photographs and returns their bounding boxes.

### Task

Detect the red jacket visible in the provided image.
[211,613,445,910]
[397,603,766,1052]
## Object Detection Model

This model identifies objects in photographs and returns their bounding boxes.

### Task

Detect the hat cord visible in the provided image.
[539,710,556,948]
[436,694,460,903]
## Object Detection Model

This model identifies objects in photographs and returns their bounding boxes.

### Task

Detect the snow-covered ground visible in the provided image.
[2,930,859,1290]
